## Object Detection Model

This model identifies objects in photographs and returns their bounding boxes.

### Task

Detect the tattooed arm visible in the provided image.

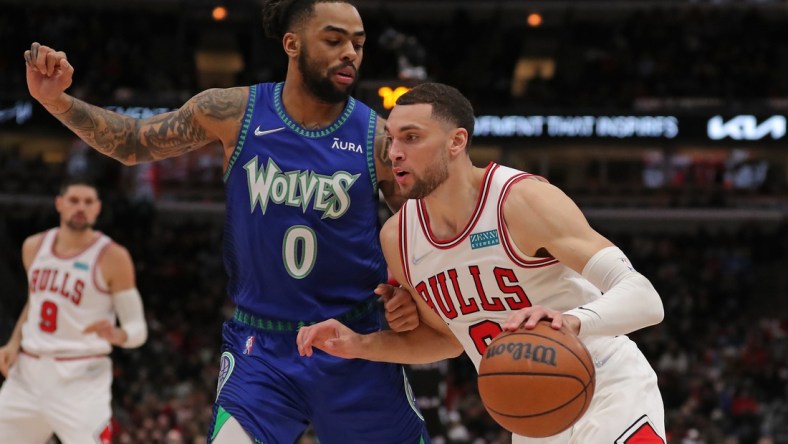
[374,116,408,212]
[25,42,245,166]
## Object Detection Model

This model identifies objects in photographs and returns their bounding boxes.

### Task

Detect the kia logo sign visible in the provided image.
[708,115,786,140]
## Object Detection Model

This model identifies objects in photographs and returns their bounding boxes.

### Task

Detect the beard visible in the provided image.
[404,151,450,199]
[65,215,92,231]
[298,44,357,104]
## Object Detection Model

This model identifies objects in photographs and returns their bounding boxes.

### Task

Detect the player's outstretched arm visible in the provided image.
[502,179,664,338]
[25,42,246,165]
[297,216,464,364]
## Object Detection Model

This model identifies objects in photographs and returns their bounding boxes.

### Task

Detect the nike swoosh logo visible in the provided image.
[412,251,433,265]
[254,126,285,136]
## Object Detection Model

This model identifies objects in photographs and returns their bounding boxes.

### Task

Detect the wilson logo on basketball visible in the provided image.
[485,341,557,367]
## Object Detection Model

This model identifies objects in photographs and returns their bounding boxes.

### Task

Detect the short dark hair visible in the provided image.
[396,83,475,151]
[261,0,356,40]
[59,176,98,197]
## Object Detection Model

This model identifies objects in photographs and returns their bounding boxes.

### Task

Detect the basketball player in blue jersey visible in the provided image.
[23,1,430,443]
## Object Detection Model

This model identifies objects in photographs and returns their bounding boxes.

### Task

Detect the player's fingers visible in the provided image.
[522,311,547,329]
[389,318,415,332]
[501,310,528,331]
[376,283,398,300]
[54,53,72,78]
[33,43,51,74]
[45,51,65,77]
[383,297,402,313]
[30,42,40,65]
[24,50,36,70]
[296,327,311,356]
[83,320,110,333]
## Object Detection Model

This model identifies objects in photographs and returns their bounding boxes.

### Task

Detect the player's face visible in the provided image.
[298,3,365,103]
[386,104,451,199]
[56,185,101,231]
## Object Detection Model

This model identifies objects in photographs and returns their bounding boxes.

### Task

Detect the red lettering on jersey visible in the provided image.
[48,270,60,292]
[469,266,505,311]
[494,267,532,310]
[428,275,459,319]
[416,266,530,320]
[29,268,84,305]
[414,281,437,314]
[30,269,40,291]
[59,272,71,298]
[448,269,479,315]
[72,280,84,305]
[38,269,51,291]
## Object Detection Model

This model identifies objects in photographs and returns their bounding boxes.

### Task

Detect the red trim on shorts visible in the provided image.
[21,348,108,361]
[615,415,665,444]
[97,421,113,444]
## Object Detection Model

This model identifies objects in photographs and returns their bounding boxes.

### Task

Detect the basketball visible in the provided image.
[477,321,596,438]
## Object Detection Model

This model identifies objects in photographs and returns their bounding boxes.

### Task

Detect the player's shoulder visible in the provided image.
[21,230,50,267]
[99,240,133,267]
[22,231,47,253]
[381,210,400,239]
[502,174,577,221]
[191,86,250,113]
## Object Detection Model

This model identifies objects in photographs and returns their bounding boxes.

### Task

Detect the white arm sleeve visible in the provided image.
[563,246,664,338]
[113,288,148,348]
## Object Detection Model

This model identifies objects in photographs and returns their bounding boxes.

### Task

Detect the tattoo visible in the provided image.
[54,88,245,165]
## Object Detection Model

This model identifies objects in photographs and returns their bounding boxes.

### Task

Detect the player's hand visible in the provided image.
[83,320,128,346]
[297,319,363,359]
[24,42,74,105]
[0,343,20,378]
[501,305,580,335]
[376,283,419,332]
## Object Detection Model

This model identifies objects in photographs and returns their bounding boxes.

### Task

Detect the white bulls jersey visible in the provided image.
[21,228,115,357]
[399,163,627,369]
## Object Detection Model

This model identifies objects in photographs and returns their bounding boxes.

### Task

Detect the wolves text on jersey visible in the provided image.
[29,267,85,305]
[244,156,359,219]
[413,266,532,319]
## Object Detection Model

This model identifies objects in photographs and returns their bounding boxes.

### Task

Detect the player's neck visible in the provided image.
[281,80,346,130]
[56,227,97,255]
[422,166,484,239]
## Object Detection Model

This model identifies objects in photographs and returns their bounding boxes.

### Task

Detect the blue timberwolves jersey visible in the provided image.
[223,82,387,321]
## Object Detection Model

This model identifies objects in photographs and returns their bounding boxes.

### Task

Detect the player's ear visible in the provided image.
[448,128,468,157]
[283,32,300,58]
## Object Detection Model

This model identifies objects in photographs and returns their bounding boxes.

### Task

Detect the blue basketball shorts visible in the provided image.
[208,307,430,444]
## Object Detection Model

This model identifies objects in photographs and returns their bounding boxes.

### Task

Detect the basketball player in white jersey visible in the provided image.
[298,83,667,443]
[0,178,147,444]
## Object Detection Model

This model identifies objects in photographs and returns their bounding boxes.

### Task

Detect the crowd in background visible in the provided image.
[1,4,788,110]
